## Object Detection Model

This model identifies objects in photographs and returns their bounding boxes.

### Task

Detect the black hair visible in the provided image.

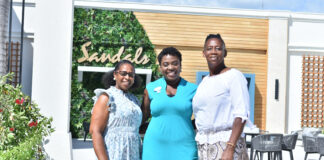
[101,60,142,89]
[204,34,227,56]
[157,47,182,65]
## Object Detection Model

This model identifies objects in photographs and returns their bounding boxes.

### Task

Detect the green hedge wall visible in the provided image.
[70,8,159,138]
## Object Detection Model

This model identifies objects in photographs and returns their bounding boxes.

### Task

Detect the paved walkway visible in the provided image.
[72,139,96,160]
[72,138,321,160]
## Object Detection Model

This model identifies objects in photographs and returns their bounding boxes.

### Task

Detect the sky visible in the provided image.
[102,0,324,14]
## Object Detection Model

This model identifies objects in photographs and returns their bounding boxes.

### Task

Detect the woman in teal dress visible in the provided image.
[141,47,198,160]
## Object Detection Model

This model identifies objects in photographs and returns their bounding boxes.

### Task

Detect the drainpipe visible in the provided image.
[19,0,25,84]
[7,0,12,74]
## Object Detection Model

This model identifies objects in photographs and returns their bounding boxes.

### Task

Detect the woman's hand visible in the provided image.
[221,146,235,160]
[222,117,245,160]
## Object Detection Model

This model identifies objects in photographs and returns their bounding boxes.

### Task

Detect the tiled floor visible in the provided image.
[72,139,322,160]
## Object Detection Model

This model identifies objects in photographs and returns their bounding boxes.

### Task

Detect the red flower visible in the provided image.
[15,98,24,105]
[28,121,38,127]
[10,128,14,132]
[0,109,3,112]
[28,122,35,127]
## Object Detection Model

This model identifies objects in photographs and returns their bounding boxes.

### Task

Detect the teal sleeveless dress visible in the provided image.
[142,77,198,160]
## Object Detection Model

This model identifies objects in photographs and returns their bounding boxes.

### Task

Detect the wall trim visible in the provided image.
[74,0,288,19]
[4,31,34,39]
[288,44,324,53]
[74,1,324,20]
[13,0,35,7]
[290,13,324,22]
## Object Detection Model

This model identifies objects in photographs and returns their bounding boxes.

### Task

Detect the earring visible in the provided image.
[113,77,116,80]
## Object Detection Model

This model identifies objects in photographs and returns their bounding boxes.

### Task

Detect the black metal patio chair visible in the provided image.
[303,135,319,160]
[302,128,321,160]
[317,135,324,160]
[282,132,298,160]
[252,134,283,160]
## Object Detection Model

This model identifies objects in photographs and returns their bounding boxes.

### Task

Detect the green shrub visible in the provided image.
[0,73,54,160]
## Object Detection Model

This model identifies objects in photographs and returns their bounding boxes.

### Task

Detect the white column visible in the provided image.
[287,54,302,133]
[32,0,74,159]
[266,18,289,133]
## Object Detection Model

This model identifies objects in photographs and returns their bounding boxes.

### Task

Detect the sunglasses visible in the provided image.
[116,71,135,78]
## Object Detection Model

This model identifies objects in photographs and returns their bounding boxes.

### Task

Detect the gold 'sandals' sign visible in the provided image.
[77,42,150,65]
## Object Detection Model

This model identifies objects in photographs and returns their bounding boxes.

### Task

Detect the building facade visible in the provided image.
[5,0,324,159]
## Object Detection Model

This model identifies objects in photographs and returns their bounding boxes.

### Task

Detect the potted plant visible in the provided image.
[0,73,54,159]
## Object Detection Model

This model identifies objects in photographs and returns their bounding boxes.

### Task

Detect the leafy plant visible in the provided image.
[71,8,159,138]
[0,73,54,160]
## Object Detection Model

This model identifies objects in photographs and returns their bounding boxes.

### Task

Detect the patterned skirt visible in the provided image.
[197,137,248,160]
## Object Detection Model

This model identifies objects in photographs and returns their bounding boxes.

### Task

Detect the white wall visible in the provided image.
[287,15,324,133]
[8,35,34,96]
[32,0,74,159]
[21,38,33,96]
[266,18,289,133]
[287,54,302,133]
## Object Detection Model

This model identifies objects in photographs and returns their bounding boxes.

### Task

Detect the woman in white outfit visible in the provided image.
[192,34,250,160]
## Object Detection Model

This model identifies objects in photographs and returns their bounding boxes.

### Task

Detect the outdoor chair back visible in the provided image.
[282,133,298,160]
[302,135,318,152]
[317,135,324,160]
[252,134,283,160]
[302,128,321,160]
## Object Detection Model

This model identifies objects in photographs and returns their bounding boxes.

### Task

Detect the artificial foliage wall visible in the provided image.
[71,8,158,138]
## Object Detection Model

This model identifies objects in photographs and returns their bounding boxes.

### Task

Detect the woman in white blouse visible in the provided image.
[192,34,250,160]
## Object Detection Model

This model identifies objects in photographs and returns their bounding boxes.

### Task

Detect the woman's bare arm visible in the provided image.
[141,89,151,125]
[221,117,246,160]
[90,94,110,160]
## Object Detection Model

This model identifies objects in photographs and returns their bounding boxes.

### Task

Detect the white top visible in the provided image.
[192,68,250,143]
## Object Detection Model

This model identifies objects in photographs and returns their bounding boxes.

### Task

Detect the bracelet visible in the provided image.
[226,142,236,148]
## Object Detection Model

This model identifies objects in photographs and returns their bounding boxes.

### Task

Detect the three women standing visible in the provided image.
[89,34,249,160]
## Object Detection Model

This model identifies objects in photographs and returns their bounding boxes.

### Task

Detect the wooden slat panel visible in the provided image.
[137,12,268,130]
[134,12,268,50]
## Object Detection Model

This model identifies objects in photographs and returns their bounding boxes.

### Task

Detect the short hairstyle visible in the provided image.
[101,60,142,89]
[157,47,182,65]
[204,34,227,56]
